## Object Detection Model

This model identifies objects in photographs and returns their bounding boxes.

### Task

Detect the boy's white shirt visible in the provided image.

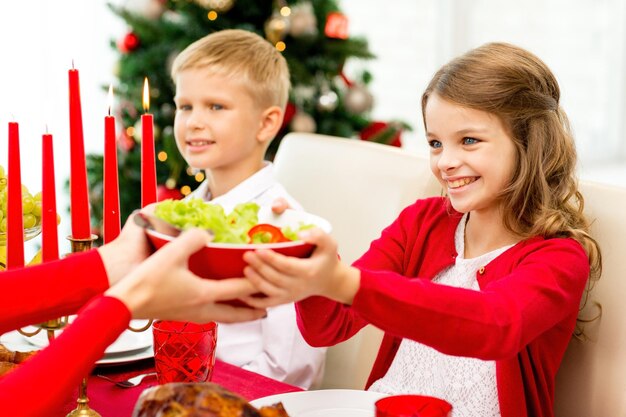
[186,162,326,389]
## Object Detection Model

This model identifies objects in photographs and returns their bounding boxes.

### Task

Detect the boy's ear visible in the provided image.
[256,105,283,144]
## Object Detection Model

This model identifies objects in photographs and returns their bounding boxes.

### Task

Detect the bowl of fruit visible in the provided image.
[0,169,43,246]
[145,199,332,280]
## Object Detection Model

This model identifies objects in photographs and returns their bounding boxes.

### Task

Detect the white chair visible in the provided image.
[554,181,626,416]
[273,132,441,389]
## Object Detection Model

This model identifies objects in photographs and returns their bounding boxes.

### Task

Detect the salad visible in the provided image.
[154,199,314,244]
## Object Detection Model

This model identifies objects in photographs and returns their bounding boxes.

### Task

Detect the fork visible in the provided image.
[96,372,156,388]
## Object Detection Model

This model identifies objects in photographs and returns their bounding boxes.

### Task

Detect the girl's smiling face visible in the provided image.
[425,93,517,216]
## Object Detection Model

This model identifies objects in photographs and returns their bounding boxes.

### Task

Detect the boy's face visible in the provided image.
[173,68,268,173]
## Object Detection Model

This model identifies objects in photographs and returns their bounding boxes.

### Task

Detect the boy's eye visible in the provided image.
[428,139,442,149]
[210,104,224,111]
[462,137,479,145]
[177,104,191,111]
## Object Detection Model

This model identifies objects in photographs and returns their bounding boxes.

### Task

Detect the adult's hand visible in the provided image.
[97,211,153,287]
[105,228,266,323]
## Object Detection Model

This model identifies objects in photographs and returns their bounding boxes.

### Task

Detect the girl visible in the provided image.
[242,42,602,417]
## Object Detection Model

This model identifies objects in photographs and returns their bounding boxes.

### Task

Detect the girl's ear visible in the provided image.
[256,105,283,144]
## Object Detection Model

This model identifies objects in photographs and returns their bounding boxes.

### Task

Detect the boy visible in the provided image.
[170,29,325,389]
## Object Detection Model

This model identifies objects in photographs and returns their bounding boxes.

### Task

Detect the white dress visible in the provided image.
[369,214,512,417]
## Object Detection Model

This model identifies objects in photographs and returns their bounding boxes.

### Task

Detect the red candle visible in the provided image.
[141,77,157,208]
[103,85,121,243]
[42,131,59,262]
[68,67,92,239]
[7,122,24,269]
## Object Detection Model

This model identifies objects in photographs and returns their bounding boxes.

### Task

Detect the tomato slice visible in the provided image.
[247,223,290,243]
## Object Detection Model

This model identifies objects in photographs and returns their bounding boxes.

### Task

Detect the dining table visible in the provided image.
[59,358,303,417]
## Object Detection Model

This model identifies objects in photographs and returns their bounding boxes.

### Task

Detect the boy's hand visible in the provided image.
[271,197,290,214]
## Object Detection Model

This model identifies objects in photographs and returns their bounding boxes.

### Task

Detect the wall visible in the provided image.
[341,0,626,186]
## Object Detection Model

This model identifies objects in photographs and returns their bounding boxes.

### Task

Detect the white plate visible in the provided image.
[19,319,152,355]
[250,389,387,417]
[1,322,154,366]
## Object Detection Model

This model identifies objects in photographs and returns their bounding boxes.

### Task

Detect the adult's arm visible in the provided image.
[0,295,130,417]
[0,250,108,334]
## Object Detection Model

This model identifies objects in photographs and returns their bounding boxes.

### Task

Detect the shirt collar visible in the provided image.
[209,162,275,211]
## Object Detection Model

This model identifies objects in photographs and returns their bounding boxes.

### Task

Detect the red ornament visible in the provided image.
[119,32,140,53]
[118,130,135,152]
[324,12,349,39]
[359,121,403,147]
[157,184,183,202]
[281,102,297,130]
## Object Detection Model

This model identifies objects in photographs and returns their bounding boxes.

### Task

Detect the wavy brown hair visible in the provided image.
[421,43,601,296]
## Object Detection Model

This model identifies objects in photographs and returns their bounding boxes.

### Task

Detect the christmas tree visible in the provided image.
[86,0,408,235]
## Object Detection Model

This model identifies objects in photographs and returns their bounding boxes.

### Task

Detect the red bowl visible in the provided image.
[375,395,452,417]
[146,207,332,281]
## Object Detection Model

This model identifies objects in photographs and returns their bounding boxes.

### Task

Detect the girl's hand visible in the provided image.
[241,228,361,308]
[105,228,266,324]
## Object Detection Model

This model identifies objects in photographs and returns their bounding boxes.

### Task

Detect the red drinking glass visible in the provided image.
[152,320,218,384]
[375,394,453,417]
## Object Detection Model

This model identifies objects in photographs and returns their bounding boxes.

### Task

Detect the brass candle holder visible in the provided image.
[14,231,154,416]
[65,233,100,417]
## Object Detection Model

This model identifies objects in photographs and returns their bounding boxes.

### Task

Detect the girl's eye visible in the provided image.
[176,104,191,111]
[210,104,224,111]
[428,139,442,149]
[462,137,479,145]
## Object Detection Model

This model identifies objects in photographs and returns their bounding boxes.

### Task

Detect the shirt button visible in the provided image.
[478,267,485,275]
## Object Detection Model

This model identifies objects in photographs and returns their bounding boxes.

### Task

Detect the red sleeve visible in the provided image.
[295,201,427,347]
[295,201,421,347]
[0,250,109,334]
[0,295,131,417]
[352,238,589,360]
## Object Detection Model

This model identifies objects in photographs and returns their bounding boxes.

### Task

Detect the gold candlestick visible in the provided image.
[66,234,101,417]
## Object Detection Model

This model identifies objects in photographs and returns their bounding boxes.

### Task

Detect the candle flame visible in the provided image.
[108,84,114,116]
[142,77,150,112]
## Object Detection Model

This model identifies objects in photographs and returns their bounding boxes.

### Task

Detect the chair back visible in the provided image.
[273,133,441,389]
[554,181,626,416]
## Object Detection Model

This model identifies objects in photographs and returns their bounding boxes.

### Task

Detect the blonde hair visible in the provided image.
[171,29,290,110]
[422,42,602,287]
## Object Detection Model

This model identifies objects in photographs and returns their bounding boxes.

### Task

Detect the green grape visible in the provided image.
[22,196,34,214]
[0,167,44,233]
[32,201,42,218]
[23,213,36,229]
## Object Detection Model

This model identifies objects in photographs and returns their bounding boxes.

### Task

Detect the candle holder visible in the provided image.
[65,233,101,417]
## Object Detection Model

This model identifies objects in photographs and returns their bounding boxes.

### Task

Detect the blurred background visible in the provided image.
[0,0,624,257]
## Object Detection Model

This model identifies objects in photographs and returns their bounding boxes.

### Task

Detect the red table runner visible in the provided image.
[59,359,303,416]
